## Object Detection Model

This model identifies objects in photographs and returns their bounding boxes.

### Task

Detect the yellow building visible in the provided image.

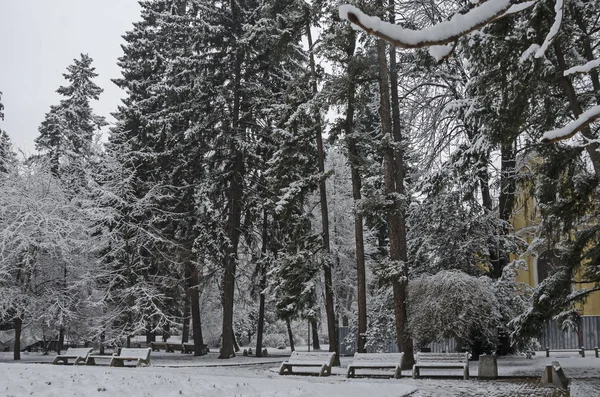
[512,187,600,315]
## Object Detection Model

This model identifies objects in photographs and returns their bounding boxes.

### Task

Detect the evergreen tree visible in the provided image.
[35,54,106,178]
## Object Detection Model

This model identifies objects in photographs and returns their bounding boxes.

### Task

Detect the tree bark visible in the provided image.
[256,210,268,358]
[100,332,105,355]
[187,260,205,356]
[182,292,190,343]
[232,328,240,352]
[14,316,22,360]
[306,7,339,366]
[58,327,65,354]
[286,318,295,352]
[311,318,320,350]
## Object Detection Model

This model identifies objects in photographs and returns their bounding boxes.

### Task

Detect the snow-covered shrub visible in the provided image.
[408,270,501,353]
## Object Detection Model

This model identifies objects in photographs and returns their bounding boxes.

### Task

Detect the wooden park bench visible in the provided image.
[182,343,209,354]
[545,347,586,358]
[150,341,183,353]
[52,347,93,365]
[278,351,336,376]
[412,352,469,380]
[346,352,404,378]
[86,348,151,367]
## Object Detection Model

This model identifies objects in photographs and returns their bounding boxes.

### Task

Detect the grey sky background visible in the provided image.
[0,0,142,155]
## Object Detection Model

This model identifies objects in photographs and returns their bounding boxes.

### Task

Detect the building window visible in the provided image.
[537,250,560,285]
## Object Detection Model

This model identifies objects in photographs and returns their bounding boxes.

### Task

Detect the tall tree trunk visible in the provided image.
[286,318,295,352]
[343,29,368,354]
[311,318,320,350]
[219,11,244,356]
[377,18,414,368]
[256,210,268,357]
[182,292,190,343]
[14,316,22,360]
[187,260,205,356]
[306,7,339,366]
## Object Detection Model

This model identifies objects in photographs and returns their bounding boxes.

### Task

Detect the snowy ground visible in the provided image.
[2,349,600,396]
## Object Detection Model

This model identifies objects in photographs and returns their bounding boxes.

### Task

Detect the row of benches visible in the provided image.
[53,347,151,367]
[150,341,209,354]
[279,351,469,379]
[54,348,468,378]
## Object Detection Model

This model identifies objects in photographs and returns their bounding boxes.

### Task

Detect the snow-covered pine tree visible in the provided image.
[35,54,106,181]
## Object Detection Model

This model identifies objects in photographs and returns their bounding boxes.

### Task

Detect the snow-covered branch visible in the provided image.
[541,105,600,143]
[339,1,530,49]
[564,58,600,76]
[534,0,564,59]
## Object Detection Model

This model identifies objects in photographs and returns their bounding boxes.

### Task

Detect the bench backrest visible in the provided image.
[352,352,404,364]
[119,348,151,359]
[288,351,336,366]
[63,347,92,357]
[416,352,468,364]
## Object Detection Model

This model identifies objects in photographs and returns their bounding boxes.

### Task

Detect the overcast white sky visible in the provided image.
[0,0,142,155]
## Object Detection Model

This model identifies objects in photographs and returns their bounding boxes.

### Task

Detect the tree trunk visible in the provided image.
[182,292,190,343]
[306,7,339,366]
[232,328,240,352]
[311,318,321,350]
[187,260,205,356]
[58,327,65,354]
[377,17,414,368]
[343,29,368,355]
[256,210,268,358]
[100,332,105,355]
[14,316,22,360]
[126,335,131,348]
[286,318,295,352]
[220,0,245,359]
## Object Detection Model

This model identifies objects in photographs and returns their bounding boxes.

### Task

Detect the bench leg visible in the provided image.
[464,365,469,380]
[85,357,96,366]
[278,363,288,375]
[412,365,419,379]
[346,366,354,378]
[319,365,326,377]
[394,365,402,379]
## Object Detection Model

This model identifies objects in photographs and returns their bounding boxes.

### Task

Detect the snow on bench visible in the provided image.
[545,347,585,358]
[110,348,152,367]
[278,351,336,377]
[52,347,93,365]
[413,352,469,380]
[346,352,404,378]
[86,348,151,367]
